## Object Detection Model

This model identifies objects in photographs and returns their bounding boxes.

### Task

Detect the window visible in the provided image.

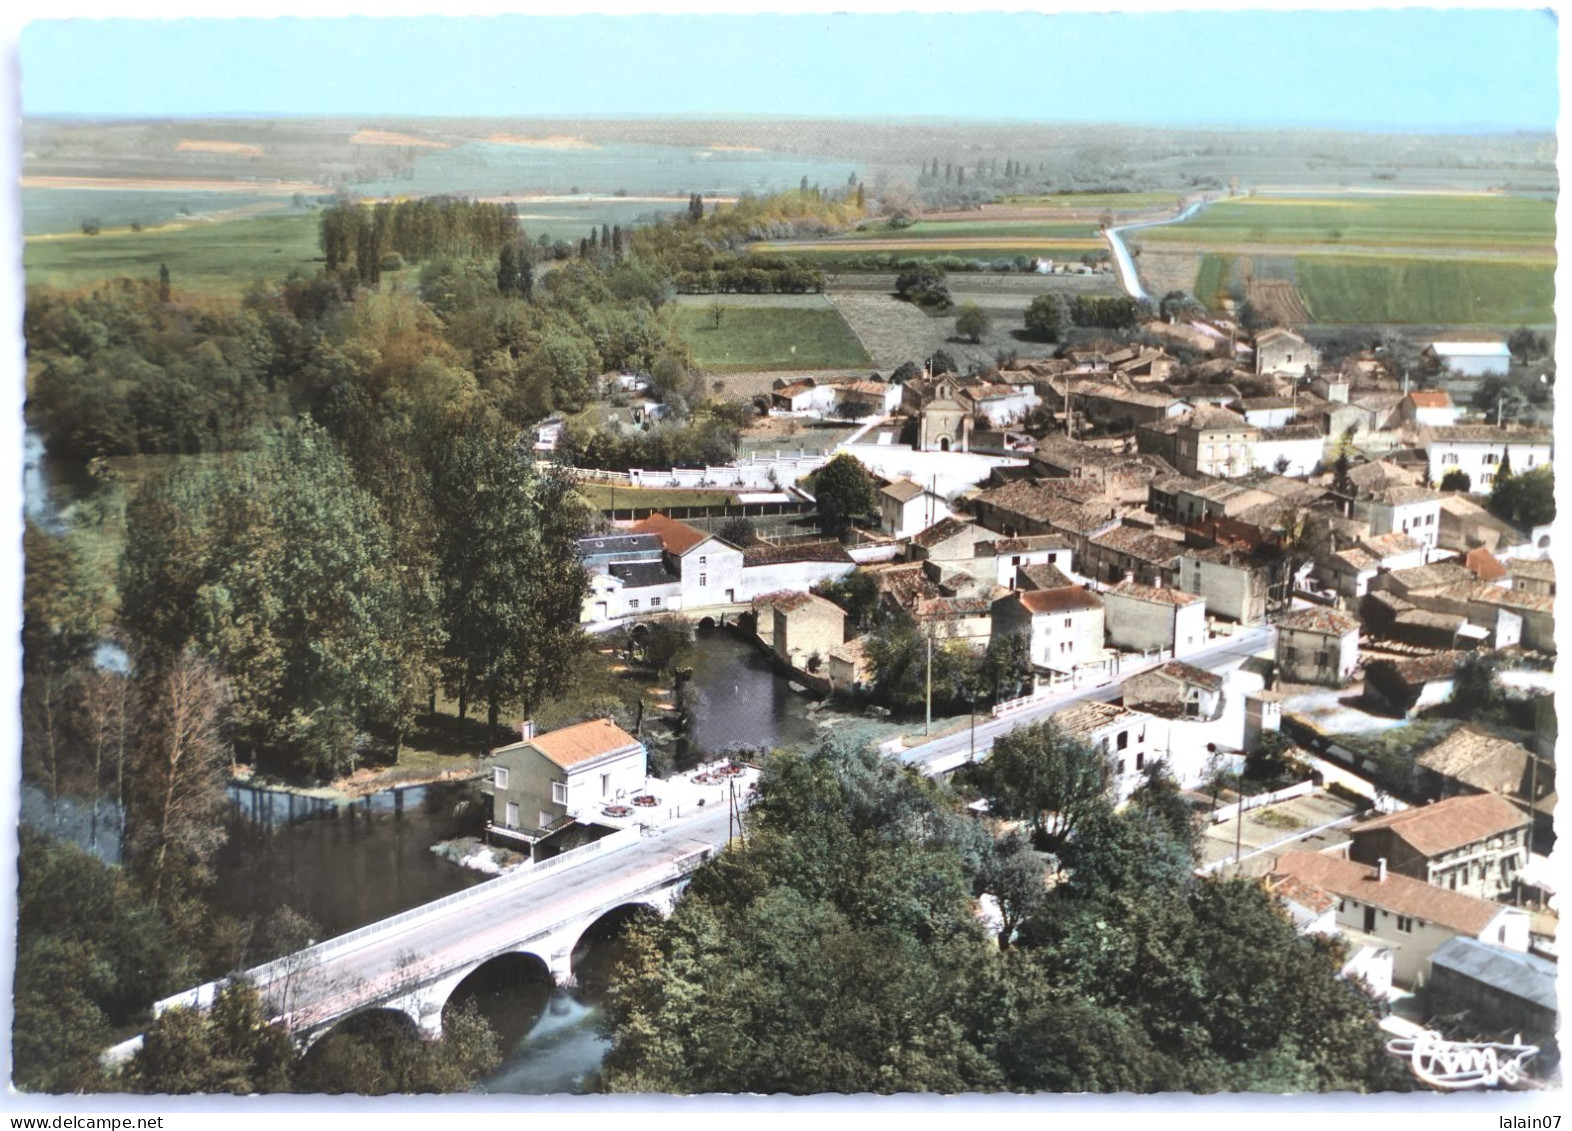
[1481,472,1495,486]
[505,801,519,828]
[601,773,611,798]
[1285,645,1298,663]
[493,767,509,790]
[1442,453,1459,465]
[1316,651,1330,669]
[1063,617,1073,628]
[1116,731,1129,750]
[1338,900,1346,913]
[628,599,640,609]
[1363,906,1377,933]
[1499,925,1508,943]
[1136,750,1145,770]
[650,597,661,608]
[699,573,708,587]
[1397,916,1414,933]
[699,555,707,566]
[551,781,568,805]
[1484,452,1500,465]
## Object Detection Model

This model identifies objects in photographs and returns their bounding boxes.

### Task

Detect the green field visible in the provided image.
[23,212,375,297]
[752,244,1100,264]
[1142,193,1555,250]
[1295,255,1556,325]
[672,297,871,370]
[846,219,1101,241]
[997,191,1182,210]
[1193,254,1236,305]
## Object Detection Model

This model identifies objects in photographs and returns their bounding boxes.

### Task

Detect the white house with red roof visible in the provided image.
[484,718,648,852]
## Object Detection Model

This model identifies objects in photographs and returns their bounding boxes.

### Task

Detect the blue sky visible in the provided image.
[18,9,1561,130]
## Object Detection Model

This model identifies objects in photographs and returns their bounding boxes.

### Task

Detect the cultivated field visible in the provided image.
[1134,192,1556,326]
[23,211,346,296]
[671,294,872,372]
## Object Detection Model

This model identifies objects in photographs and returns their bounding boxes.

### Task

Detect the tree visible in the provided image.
[1023,294,1062,342]
[129,982,298,1095]
[1447,651,1504,718]
[158,262,171,303]
[893,263,952,310]
[433,418,592,732]
[976,831,1047,947]
[1439,468,1472,492]
[717,516,756,547]
[1508,327,1547,364]
[983,720,1110,843]
[809,453,877,537]
[954,301,990,343]
[127,653,231,907]
[930,348,957,377]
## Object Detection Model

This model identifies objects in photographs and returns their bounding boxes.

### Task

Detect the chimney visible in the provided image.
[520,719,535,742]
[1376,858,1387,883]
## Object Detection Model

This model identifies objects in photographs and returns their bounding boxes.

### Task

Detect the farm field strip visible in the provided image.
[751,241,1103,259]
[671,295,871,372]
[842,219,1101,240]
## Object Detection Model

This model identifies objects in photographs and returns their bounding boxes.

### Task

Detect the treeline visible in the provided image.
[558,399,751,473]
[600,737,1409,1094]
[671,253,823,295]
[319,195,521,275]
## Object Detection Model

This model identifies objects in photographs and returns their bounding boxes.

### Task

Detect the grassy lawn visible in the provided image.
[23,211,405,298]
[1141,193,1555,251]
[846,219,1101,241]
[750,243,1101,263]
[672,296,871,371]
[1296,254,1556,324]
[574,484,741,510]
[997,191,1182,210]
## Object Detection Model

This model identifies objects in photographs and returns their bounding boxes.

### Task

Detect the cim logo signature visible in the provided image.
[1385,1030,1540,1090]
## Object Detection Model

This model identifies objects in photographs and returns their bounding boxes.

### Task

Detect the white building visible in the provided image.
[1102,579,1208,657]
[1354,486,1444,554]
[879,478,952,540]
[1255,327,1320,378]
[1423,340,1512,378]
[1270,851,1531,987]
[1397,390,1460,429]
[630,513,745,609]
[1423,426,1553,491]
[1050,700,1169,805]
[991,586,1108,685]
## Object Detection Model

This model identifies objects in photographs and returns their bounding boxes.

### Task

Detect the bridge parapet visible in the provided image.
[153,824,646,1020]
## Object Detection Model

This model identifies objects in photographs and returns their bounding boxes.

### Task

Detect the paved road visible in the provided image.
[1105,193,1220,302]
[265,806,739,1033]
[899,625,1276,777]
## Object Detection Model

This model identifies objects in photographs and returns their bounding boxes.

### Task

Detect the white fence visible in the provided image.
[563,452,830,492]
[1208,779,1316,825]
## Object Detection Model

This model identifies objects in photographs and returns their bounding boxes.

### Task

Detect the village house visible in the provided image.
[1121,660,1224,720]
[1423,425,1553,491]
[1437,494,1538,557]
[1149,474,1280,525]
[532,414,567,452]
[827,635,872,692]
[1176,545,1270,624]
[958,380,1040,427]
[1255,327,1320,378]
[1361,652,1469,719]
[1029,434,1175,505]
[1346,793,1531,900]
[577,532,677,622]
[1263,874,1396,999]
[631,513,745,609]
[1414,726,1556,854]
[1014,560,1077,592]
[1173,407,1260,478]
[769,592,846,674]
[1102,579,1207,657]
[1234,396,1299,429]
[1352,486,1443,554]
[1314,530,1429,601]
[1050,700,1169,803]
[1249,425,1324,477]
[1084,525,1184,588]
[1506,557,1555,599]
[974,534,1076,589]
[738,540,856,603]
[484,718,647,853]
[1074,384,1184,430]
[1462,546,1509,585]
[1275,607,1359,686]
[907,516,991,564]
[970,479,1119,551]
[913,595,995,651]
[1268,850,1531,987]
[771,377,839,415]
[990,585,1107,687]
[878,477,952,539]
[1397,389,1460,429]
[1310,371,1351,404]
[1310,400,1378,442]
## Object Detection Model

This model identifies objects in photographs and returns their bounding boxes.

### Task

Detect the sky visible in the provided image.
[16,8,1561,131]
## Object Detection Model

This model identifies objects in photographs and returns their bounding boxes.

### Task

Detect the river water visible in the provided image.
[25,430,825,1093]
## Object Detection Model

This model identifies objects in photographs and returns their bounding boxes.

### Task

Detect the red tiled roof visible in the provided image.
[1017,586,1104,614]
[1106,578,1201,606]
[1463,547,1508,581]
[527,718,642,770]
[631,513,710,556]
[1350,793,1529,858]
[1406,390,1453,408]
[1278,607,1359,636]
[1271,851,1505,936]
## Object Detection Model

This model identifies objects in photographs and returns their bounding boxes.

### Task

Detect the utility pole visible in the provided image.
[924,625,933,735]
[969,696,977,763]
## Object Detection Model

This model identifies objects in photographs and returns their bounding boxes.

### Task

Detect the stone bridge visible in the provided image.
[130,808,737,1054]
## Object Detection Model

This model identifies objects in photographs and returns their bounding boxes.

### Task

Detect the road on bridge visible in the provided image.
[899,625,1276,777]
[270,805,739,1035]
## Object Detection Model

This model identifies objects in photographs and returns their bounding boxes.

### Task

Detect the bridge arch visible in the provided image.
[297,1006,424,1064]
[567,899,667,992]
[439,950,555,1048]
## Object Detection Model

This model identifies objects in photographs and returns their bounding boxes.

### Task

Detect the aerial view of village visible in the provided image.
[5,6,1562,1111]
